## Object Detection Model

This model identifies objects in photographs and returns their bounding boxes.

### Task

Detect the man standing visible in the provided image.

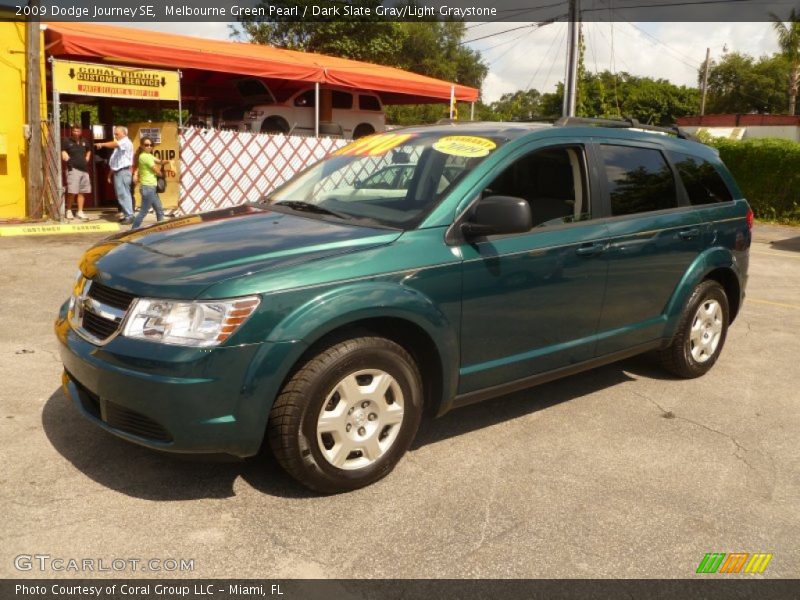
[95,126,134,224]
[61,125,91,220]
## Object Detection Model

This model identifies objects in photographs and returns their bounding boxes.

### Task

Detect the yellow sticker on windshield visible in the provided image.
[334,133,415,157]
[433,136,496,157]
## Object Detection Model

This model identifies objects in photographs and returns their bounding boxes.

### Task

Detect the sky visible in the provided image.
[118,21,781,103]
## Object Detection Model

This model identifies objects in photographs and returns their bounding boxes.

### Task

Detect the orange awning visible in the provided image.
[44,22,479,104]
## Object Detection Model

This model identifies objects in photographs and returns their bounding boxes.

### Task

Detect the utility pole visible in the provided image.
[25,0,43,218]
[700,47,711,116]
[562,0,581,117]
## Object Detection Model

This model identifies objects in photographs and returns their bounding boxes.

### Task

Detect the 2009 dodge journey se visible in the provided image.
[56,119,751,493]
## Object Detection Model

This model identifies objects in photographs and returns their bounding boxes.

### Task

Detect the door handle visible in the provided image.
[678,228,700,240]
[575,243,605,257]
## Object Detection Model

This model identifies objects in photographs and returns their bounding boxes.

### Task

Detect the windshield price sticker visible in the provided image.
[433,136,496,157]
[334,133,416,157]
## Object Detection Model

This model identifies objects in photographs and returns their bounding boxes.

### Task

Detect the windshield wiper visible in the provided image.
[274,200,351,221]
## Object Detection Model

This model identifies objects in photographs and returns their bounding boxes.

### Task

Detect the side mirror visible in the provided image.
[461,195,532,238]
[353,179,363,189]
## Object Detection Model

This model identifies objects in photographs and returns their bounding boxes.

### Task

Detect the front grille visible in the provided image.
[88,282,136,311]
[82,310,119,340]
[105,401,173,443]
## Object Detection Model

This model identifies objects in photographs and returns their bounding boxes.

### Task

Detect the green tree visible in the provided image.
[528,72,699,125]
[486,89,543,121]
[771,9,800,114]
[235,0,401,64]
[703,52,789,114]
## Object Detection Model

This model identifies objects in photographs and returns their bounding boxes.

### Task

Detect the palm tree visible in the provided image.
[771,9,800,115]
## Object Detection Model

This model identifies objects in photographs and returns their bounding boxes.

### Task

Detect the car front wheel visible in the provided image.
[267,336,423,493]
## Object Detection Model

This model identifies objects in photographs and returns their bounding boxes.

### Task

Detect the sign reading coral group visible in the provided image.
[52,60,180,101]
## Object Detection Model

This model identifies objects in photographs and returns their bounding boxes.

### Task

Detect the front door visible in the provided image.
[458,143,610,394]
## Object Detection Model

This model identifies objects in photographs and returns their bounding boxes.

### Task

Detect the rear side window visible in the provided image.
[668,151,734,205]
[600,145,677,216]
[332,91,353,109]
[359,95,381,111]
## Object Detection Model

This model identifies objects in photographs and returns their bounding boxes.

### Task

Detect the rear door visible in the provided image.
[592,141,704,355]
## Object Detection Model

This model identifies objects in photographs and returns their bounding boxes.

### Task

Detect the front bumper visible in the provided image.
[55,307,300,457]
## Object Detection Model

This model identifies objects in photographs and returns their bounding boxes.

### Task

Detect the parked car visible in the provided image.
[219,78,385,139]
[56,119,751,493]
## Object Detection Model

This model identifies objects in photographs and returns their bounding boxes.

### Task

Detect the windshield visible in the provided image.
[267,132,504,229]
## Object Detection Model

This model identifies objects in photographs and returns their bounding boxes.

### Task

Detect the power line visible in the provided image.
[616,22,701,70]
[524,22,567,91]
[461,18,565,45]
[465,1,568,29]
[581,0,764,13]
[540,24,569,93]
[484,27,541,66]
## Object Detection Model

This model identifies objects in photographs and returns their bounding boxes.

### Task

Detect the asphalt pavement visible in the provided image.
[1,222,798,579]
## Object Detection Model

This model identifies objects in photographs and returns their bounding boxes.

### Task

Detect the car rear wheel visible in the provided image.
[267,336,423,493]
[658,280,729,378]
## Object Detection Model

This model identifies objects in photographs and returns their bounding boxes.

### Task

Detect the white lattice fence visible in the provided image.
[178,128,349,215]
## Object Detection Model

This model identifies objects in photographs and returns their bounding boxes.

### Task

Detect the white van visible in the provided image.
[220,79,385,139]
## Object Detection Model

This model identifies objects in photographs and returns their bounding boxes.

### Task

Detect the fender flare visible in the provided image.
[269,282,457,365]
[662,247,743,340]
[243,282,459,424]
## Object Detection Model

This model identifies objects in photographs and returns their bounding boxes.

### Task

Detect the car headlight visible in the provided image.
[122,296,260,347]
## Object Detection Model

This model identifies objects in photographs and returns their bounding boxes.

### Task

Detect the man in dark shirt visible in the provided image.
[61,125,92,220]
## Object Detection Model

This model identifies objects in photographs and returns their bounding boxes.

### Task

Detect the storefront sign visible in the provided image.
[52,60,180,101]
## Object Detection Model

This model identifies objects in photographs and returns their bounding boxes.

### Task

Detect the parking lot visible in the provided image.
[1,222,798,579]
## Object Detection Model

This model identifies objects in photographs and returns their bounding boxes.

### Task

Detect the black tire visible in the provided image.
[267,336,423,493]
[260,117,290,135]
[352,124,375,139]
[659,280,729,378]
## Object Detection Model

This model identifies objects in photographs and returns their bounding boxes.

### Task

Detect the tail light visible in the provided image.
[746,206,754,231]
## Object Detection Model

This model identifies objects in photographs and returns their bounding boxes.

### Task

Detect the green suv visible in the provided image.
[56,119,751,493]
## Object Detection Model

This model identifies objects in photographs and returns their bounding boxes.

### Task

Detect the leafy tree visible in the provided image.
[486,89,543,121]
[771,9,800,114]
[529,72,699,125]
[702,52,789,114]
[234,0,401,65]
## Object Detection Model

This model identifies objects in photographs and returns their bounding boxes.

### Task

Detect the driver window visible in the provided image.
[484,146,590,227]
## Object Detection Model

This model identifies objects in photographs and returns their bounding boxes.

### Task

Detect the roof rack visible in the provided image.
[554,116,700,142]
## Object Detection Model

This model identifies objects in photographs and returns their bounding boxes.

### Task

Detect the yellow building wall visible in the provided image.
[0,21,28,219]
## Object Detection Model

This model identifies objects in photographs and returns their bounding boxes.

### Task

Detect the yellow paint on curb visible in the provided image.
[0,222,120,237]
[750,250,800,260]
[748,298,800,310]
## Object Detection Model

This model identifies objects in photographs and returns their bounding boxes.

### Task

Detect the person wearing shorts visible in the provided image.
[61,125,91,220]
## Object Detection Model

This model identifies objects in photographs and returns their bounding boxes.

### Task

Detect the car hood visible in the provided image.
[79,205,401,299]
